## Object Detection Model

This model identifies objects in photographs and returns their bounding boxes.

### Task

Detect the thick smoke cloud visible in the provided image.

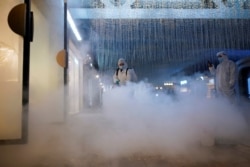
[84,81,248,158]
[0,78,249,167]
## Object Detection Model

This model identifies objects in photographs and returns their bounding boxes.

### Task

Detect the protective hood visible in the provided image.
[117,58,128,69]
[216,51,228,63]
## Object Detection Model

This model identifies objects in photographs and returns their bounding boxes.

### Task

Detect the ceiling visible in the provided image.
[68,0,250,19]
[67,0,250,83]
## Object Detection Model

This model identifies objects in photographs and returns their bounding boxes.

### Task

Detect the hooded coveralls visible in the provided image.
[113,58,137,86]
[209,52,237,101]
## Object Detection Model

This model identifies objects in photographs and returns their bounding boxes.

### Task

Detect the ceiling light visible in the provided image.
[222,0,234,8]
[243,0,250,9]
[67,10,82,41]
[91,0,105,8]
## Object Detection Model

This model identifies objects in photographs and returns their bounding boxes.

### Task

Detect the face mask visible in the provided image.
[218,57,223,63]
[119,65,124,69]
[118,62,125,69]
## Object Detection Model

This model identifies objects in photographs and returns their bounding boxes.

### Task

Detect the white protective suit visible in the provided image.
[209,51,237,100]
[113,58,137,86]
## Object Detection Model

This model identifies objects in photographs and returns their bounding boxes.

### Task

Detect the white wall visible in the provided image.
[0,0,23,139]
[0,0,69,140]
[30,0,65,123]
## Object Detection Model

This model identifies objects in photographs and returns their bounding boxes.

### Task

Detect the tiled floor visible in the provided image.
[0,143,250,167]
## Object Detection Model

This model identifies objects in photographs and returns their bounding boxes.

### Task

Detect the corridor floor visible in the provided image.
[0,108,250,167]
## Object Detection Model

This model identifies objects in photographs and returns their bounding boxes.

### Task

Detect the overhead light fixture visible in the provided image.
[203,0,217,8]
[110,0,126,7]
[91,0,105,8]
[67,10,82,41]
[243,0,250,9]
[222,0,234,8]
[130,0,217,9]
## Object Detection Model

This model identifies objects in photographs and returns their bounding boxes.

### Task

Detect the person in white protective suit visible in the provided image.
[113,58,137,86]
[208,51,237,103]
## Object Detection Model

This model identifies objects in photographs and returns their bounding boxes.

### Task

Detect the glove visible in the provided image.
[115,80,120,85]
[207,61,213,68]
